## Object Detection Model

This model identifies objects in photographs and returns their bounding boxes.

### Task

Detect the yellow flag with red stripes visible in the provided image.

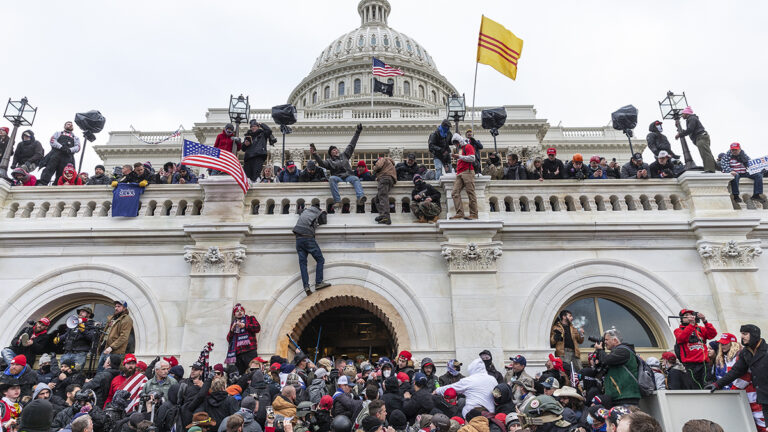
[477,15,523,80]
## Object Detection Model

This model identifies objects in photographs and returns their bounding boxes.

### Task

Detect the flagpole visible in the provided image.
[371,76,374,108]
[470,60,479,133]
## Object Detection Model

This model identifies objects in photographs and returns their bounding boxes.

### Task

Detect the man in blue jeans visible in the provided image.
[720,142,766,205]
[311,123,367,213]
[293,204,331,296]
[428,120,453,180]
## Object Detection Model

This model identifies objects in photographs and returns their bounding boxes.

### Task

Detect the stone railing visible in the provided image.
[0,173,763,222]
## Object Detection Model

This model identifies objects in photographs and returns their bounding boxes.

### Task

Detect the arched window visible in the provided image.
[338,81,345,96]
[406,41,413,53]
[418,85,425,98]
[403,81,411,96]
[371,34,377,46]
[431,90,436,102]
[346,38,352,49]
[383,35,390,47]
[395,38,401,49]
[302,98,307,107]
[559,295,660,348]
[335,41,341,53]
[312,92,317,104]
[354,79,361,94]
[324,86,330,99]
[358,35,365,47]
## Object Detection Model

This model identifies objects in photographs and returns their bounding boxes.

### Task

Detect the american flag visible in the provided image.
[570,362,580,388]
[181,139,249,193]
[372,57,404,77]
[121,372,149,413]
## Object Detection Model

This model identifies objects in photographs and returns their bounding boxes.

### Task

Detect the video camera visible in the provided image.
[139,390,164,406]
[588,336,604,348]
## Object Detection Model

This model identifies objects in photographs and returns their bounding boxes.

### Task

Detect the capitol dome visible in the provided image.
[288,0,458,109]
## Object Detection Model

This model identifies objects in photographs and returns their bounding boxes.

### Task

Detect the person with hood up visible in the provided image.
[86,165,113,185]
[57,164,84,186]
[81,354,121,406]
[242,119,277,183]
[428,120,453,180]
[373,155,397,225]
[218,396,262,432]
[11,130,43,173]
[310,123,367,212]
[172,164,198,184]
[709,325,768,416]
[0,127,10,160]
[481,152,503,180]
[18,399,54,432]
[478,350,504,384]
[417,359,438,391]
[646,120,680,159]
[410,175,441,223]
[644,357,666,391]
[39,121,81,185]
[308,367,330,404]
[381,375,403,422]
[435,358,497,416]
[438,360,464,387]
[214,124,241,155]
[676,106,717,172]
[491,383,515,415]
[189,377,240,426]
[402,372,435,423]
[355,160,375,181]
[298,160,327,182]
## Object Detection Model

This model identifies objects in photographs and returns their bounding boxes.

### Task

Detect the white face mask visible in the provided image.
[656,125,663,133]
[383,370,391,378]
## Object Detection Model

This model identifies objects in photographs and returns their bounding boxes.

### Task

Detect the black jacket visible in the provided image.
[11,131,44,168]
[649,160,677,178]
[411,182,441,204]
[299,168,327,182]
[542,158,565,179]
[396,161,420,181]
[565,162,589,179]
[679,114,707,143]
[243,124,276,159]
[381,376,404,422]
[197,391,239,426]
[86,173,113,185]
[492,383,516,415]
[646,122,675,157]
[60,320,97,353]
[503,163,527,180]
[620,161,650,179]
[468,138,483,172]
[83,367,120,406]
[122,169,154,184]
[6,325,50,366]
[52,370,86,399]
[312,130,361,179]
[331,391,362,420]
[1,365,39,398]
[431,394,462,418]
[716,339,768,403]
[402,387,434,423]
[53,405,108,432]
[428,129,452,163]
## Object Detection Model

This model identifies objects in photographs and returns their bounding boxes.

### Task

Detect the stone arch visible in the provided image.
[0,264,166,355]
[518,259,683,350]
[257,261,432,357]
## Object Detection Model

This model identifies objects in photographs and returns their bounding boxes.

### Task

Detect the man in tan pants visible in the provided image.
[449,133,478,220]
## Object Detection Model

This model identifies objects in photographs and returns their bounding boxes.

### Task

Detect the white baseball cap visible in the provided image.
[657,150,670,159]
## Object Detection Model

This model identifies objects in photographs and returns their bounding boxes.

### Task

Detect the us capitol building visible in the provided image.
[1,0,765,376]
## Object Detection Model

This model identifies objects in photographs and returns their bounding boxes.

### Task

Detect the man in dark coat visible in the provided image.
[428,120,453,180]
[676,106,716,172]
[479,350,504,384]
[411,175,441,223]
[709,325,768,416]
[56,306,98,371]
[620,153,650,179]
[82,354,122,406]
[646,120,680,159]
[0,355,39,398]
[242,119,276,182]
[2,317,51,367]
[298,160,327,182]
[649,151,677,179]
[542,148,565,179]
[720,142,765,203]
[86,165,113,185]
[11,130,44,173]
[396,153,420,182]
[402,372,434,423]
[381,376,403,422]
[311,124,366,211]
[331,376,363,420]
[39,121,81,185]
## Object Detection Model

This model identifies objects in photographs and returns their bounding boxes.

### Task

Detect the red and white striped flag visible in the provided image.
[122,372,149,413]
[570,362,580,388]
[181,139,249,193]
[372,57,404,77]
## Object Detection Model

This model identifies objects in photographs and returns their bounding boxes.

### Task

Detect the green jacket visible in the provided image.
[142,375,178,399]
[601,345,640,401]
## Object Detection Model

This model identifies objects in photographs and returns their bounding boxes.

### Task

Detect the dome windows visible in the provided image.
[431,90,436,102]
[418,85,425,98]
[371,34,377,46]
[338,81,345,96]
[324,86,331,99]
[403,81,411,96]
[335,41,342,53]
[358,35,365,47]
[312,92,317,104]
[346,38,352,49]
[395,38,401,49]
[416,46,422,58]
[354,79,361,94]
[302,98,307,107]
[406,41,413,53]
[383,35,390,47]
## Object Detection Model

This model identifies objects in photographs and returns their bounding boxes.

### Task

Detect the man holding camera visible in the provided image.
[649,151,677,179]
[242,119,277,183]
[2,317,51,368]
[674,309,717,389]
[449,133,478,220]
[620,153,650,179]
[594,329,641,407]
[550,310,584,372]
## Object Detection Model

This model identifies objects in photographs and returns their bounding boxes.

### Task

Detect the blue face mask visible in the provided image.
[438,125,449,137]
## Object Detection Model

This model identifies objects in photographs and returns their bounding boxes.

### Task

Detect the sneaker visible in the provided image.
[733,194,742,203]
[331,202,341,213]
[378,218,392,225]
[751,194,767,204]
[357,196,367,206]
[19,333,29,346]
[303,286,312,296]
[375,215,384,222]
[315,281,331,291]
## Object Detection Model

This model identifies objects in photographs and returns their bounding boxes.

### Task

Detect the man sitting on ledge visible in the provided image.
[310,123,367,213]
[720,142,766,204]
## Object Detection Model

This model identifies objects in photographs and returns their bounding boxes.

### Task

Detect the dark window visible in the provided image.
[354,79,361,94]
[560,296,659,348]
[338,82,345,96]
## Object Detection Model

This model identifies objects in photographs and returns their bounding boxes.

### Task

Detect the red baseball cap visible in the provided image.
[123,354,137,365]
[730,142,741,150]
[443,387,457,404]
[270,362,281,372]
[546,148,557,155]
[718,333,737,344]
[137,361,148,371]
[38,317,51,326]
[396,372,410,383]
[398,350,412,360]
[661,351,677,362]
[589,155,601,164]
[451,417,465,425]
[252,357,268,363]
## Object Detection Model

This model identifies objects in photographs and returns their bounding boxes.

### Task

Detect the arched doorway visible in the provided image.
[296,306,396,363]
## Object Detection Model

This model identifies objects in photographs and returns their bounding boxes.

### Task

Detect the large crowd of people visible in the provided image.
[4,107,766,211]
[0,300,762,432]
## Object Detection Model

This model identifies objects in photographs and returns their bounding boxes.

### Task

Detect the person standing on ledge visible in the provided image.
[226,304,261,375]
[450,133,478,220]
[293,204,331,296]
[676,106,716,172]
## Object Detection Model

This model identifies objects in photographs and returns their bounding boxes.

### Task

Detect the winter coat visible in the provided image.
[646,122,675,156]
[550,322,585,358]
[142,375,178,399]
[482,163,504,180]
[502,163,527,180]
[402,387,434,423]
[11,170,36,186]
[374,157,397,183]
[278,169,301,183]
[457,415,490,432]
[395,161,419,181]
[435,358,497,416]
[355,168,375,181]
[226,315,261,355]
[86,173,113,185]
[1,365,38,398]
[679,114,707,143]
[83,367,120,405]
[53,405,107,432]
[6,325,50,366]
[674,322,717,364]
[11,131,43,168]
[308,378,328,404]
[122,169,154,184]
[431,394,462,418]
[60,319,97,353]
[620,161,650,179]
[198,391,240,426]
[273,394,297,419]
[720,149,751,173]
[243,123,275,159]
[215,131,241,154]
[428,127,452,163]
[52,370,86,399]
[331,390,362,420]
[411,182,441,205]
[293,206,327,238]
[588,165,607,179]
[312,130,361,179]
[649,160,677,178]
[468,138,483,172]
[666,363,687,390]
[57,167,84,186]
[299,168,327,182]
[172,171,198,184]
[565,162,589,179]
[103,311,133,354]
[438,372,463,387]
[381,376,404,422]
[492,383,515,414]
[598,344,640,403]
[219,409,263,432]
[542,158,565,179]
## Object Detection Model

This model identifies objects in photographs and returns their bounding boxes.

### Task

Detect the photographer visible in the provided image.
[594,329,641,407]
[39,121,81,186]
[242,119,277,183]
[52,390,107,432]
[649,151,676,179]
[673,309,716,389]
[550,310,585,372]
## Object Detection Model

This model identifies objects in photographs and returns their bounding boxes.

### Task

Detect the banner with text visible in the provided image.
[748,155,768,174]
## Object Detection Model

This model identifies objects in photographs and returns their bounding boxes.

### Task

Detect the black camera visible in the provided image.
[574,170,586,180]
[588,336,604,348]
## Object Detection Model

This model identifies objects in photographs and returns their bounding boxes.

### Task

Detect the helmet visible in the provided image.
[518,395,567,428]
[572,154,583,162]
[331,415,352,432]
[297,401,313,418]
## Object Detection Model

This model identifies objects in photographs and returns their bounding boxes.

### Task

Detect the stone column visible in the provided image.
[289,148,306,169]
[439,175,492,219]
[439,221,504,364]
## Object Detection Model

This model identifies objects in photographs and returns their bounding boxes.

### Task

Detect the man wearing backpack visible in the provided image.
[594,329,641,406]
[673,309,717,389]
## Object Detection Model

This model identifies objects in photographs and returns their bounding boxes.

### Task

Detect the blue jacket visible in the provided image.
[278,169,301,183]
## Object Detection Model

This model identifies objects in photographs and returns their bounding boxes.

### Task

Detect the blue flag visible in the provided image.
[111,183,144,217]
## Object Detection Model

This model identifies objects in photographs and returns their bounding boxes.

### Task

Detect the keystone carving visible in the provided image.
[698,240,763,270]
[441,243,502,272]
[388,147,405,163]
[506,145,544,162]
[184,246,246,274]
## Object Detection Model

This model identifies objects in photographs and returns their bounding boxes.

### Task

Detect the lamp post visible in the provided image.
[228,94,250,154]
[447,94,466,135]
[659,90,698,170]
[1,97,37,179]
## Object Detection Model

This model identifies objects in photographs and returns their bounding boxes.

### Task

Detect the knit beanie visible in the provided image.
[389,410,407,430]
[19,399,53,432]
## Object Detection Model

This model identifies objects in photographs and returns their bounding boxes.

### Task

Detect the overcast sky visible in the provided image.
[2,0,766,172]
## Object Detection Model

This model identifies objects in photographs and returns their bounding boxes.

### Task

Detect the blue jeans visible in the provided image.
[731,172,763,196]
[1,348,16,366]
[296,237,324,288]
[434,158,452,179]
[329,175,364,202]
[60,352,88,371]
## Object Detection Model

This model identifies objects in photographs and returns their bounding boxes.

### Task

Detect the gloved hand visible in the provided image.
[77,323,85,332]
[356,123,363,133]
[553,330,563,343]
[138,180,148,188]
[329,368,339,381]
[704,384,717,392]
[111,181,118,188]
